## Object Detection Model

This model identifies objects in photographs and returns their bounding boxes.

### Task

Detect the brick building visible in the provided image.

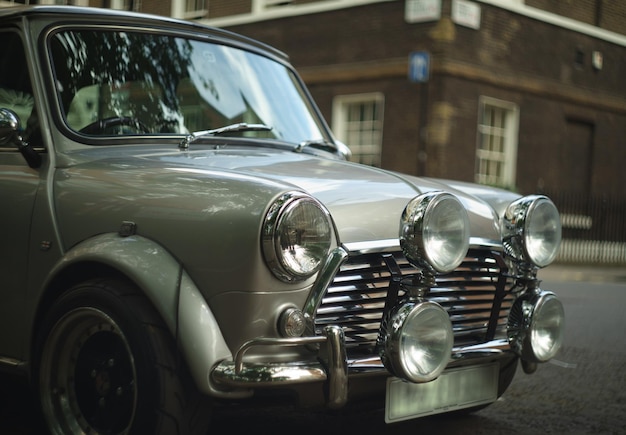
[3,0,625,200]
[192,0,625,200]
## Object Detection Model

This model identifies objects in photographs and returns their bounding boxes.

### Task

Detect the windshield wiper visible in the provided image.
[295,139,352,160]
[179,123,273,149]
[294,139,337,153]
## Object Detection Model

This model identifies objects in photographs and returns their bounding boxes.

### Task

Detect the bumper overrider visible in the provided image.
[211,193,565,414]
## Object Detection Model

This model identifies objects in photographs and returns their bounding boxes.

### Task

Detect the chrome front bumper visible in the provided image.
[211,325,514,409]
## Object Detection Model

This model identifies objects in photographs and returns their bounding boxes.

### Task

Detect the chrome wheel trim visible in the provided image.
[39,307,138,434]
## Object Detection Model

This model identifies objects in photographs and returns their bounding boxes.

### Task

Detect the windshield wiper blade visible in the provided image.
[179,123,273,149]
[294,139,337,153]
[295,139,352,160]
[206,122,273,136]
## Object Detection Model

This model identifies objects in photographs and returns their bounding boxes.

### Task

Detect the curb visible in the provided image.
[538,264,626,284]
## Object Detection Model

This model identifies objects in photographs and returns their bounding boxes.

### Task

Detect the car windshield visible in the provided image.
[48,28,329,144]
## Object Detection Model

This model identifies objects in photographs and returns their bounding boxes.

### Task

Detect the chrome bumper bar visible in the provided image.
[211,325,348,408]
[210,325,513,409]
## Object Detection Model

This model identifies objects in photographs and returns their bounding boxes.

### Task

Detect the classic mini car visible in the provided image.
[0,5,565,434]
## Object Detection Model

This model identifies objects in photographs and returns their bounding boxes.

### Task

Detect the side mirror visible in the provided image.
[0,108,41,168]
[0,108,20,145]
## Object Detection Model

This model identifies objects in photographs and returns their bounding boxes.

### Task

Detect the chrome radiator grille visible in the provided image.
[314,249,515,354]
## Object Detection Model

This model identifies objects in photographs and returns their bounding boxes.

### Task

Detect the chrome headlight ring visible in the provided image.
[508,290,565,363]
[503,195,562,269]
[379,300,453,383]
[400,192,470,274]
[262,192,334,283]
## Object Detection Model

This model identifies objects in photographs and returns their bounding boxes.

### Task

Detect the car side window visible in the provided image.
[0,31,40,146]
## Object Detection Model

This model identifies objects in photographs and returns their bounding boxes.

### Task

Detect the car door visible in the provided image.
[0,30,41,361]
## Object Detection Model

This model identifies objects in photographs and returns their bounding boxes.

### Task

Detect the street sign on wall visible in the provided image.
[405,0,442,23]
[408,51,430,83]
[452,0,481,30]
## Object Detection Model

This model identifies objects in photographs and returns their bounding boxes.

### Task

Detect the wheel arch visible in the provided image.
[33,233,234,397]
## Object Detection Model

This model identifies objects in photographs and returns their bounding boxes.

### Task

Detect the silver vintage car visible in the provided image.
[0,5,565,434]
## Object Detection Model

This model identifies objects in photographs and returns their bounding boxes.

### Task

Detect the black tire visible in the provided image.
[34,278,211,435]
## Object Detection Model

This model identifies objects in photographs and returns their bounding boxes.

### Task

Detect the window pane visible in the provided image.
[0,33,34,124]
[187,0,205,11]
[334,94,383,167]
[475,99,518,188]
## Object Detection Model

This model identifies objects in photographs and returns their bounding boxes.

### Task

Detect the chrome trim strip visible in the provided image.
[212,325,348,403]
[210,337,513,390]
[343,239,400,254]
[303,246,349,328]
[342,237,502,256]
[452,338,511,355]
[324,325,348,409]
[234,336,327,374]
[348,338,511,371]
[212,360,327,388]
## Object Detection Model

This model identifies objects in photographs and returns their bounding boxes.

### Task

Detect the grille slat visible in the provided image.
[314,249,514,353]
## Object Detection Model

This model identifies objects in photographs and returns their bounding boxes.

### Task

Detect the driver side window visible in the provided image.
[0,32,39,146]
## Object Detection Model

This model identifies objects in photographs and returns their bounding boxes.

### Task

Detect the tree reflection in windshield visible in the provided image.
[49,29,328,143]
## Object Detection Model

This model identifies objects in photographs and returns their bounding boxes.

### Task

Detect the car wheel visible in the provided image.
[35,278,211,435]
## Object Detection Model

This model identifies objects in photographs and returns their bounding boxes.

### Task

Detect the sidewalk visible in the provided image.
[538,263,626,284]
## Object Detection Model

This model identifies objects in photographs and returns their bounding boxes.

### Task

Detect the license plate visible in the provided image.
[385,363,499,423]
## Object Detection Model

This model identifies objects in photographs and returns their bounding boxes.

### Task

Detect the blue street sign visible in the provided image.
[408,51,430,83]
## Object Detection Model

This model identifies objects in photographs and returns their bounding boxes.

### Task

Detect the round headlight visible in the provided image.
[381,301,453,383]
[529,292,565,362]
[400,192,470,274]
[508,291,565,363]
[262,192,333,282]
[503,196,561,268]
[525,198,562,267]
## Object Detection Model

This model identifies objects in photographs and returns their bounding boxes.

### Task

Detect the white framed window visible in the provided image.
[3,0,88,4]
[475,96,519,188]
[171,0,207,19]
[205,1,395,27]
[332,93,384,167]
[250,0,374,16]
[253,0,330,12]
[263,0,294,7]
[186,0,206,12]
[109,0,141,10]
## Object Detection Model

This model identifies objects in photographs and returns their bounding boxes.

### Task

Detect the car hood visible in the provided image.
[128,147,505,246]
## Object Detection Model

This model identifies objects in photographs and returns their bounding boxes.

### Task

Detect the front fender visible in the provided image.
[45,233,237,396]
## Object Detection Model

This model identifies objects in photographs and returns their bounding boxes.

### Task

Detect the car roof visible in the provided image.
[0,5,289,61]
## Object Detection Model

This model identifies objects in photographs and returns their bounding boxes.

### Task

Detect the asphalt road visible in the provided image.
[2,265,625,434]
